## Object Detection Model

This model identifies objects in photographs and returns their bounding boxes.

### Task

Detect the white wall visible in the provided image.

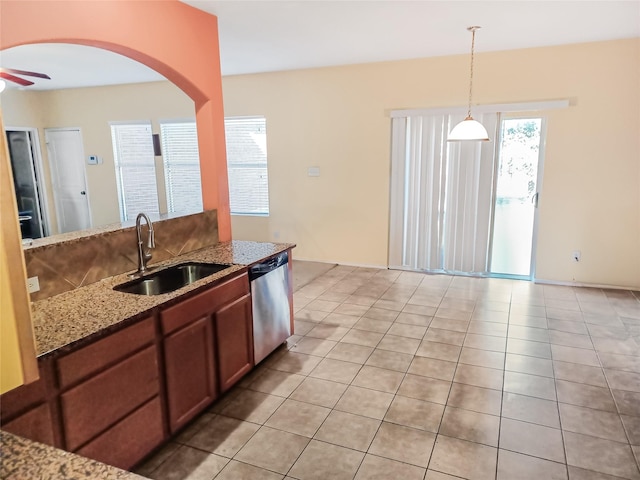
[224,39,640,288]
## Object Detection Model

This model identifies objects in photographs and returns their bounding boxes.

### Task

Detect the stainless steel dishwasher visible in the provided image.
[249,252,291,364]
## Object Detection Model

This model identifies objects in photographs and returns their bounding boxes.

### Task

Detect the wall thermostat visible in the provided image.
[87,155,103,165]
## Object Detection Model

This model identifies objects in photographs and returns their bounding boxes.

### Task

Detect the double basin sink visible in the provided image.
[114,262,229,296]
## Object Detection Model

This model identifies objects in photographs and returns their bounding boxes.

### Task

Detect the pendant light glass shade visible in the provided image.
[447,26,490,142]
[448,116,490,141]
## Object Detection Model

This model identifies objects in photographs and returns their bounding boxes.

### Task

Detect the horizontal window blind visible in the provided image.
[224,116,269,216]
[160,121,203,214]
[110,122,159,221]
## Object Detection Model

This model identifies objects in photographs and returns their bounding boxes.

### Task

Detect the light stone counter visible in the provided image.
[31,240,294,358]
[0,431,146,480]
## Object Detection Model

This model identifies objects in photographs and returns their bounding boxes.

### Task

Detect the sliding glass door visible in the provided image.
[489,116,545,278]
[389,110,547,280]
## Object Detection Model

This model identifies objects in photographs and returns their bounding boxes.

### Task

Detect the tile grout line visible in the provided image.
[543,288,571,480]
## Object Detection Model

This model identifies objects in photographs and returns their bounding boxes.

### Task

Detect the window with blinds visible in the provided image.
[110,122,159,221]
[224,116,270,216]
[160,121,203,214]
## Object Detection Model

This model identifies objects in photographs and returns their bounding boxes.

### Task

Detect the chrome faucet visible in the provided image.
[134,213,155,276]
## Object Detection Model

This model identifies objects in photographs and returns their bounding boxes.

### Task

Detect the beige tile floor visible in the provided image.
[136,263,640,480]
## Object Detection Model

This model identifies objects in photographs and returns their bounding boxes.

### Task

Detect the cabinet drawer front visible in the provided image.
[57,317,155,389]
[61,345,159,451]
[162,272,249,334]
[2,403,55,447]
[76,397,164,471]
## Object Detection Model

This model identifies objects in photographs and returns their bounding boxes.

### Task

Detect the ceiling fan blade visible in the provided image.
[1,68,51,80]
[0,71,35,86]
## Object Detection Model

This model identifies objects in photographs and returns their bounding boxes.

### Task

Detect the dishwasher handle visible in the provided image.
[249,252,289,281]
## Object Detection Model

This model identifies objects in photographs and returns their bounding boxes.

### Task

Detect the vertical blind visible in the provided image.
[224,116,270,215]
[389,112,498,275]
[110,122,160,221]
[160,121,203,214]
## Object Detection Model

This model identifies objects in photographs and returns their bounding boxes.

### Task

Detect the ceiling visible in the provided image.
[0,0,638,90]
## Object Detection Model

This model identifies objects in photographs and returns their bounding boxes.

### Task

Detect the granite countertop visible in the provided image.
[1,431,145,480]
[31,240,294,358]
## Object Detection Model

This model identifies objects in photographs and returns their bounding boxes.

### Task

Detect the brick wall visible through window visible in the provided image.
[224,116,270,216]
[160,121,203,214]
[110,122,159,221]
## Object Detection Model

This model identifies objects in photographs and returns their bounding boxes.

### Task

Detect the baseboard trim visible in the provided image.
[292,258,639,291]
[533,278,639,291]
[293,258,387,270]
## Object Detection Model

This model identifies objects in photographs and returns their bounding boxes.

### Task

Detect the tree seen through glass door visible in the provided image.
[490,117,544,277]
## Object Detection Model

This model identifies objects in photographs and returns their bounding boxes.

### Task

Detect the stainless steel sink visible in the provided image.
[114,262,229,295]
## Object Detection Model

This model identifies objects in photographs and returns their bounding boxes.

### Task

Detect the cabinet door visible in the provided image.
[164,316,217,433]
[215,294,254,392]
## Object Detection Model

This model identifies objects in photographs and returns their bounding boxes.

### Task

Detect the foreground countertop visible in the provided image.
[1,431,145,480]
[31,240,294,358]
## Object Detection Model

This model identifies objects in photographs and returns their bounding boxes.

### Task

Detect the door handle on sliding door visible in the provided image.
[532,192,539,208]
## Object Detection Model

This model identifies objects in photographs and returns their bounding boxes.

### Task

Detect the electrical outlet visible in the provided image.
[572,250,581,262]
[27,276,40,293]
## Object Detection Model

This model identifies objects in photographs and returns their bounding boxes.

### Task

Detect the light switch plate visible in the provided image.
[307,167,320,177]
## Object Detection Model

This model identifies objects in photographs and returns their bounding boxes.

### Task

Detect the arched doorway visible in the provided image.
[0,0,231,239]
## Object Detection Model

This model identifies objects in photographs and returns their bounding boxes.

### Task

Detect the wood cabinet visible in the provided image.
[1,268,260,470]
[60,345,160,451]
[0,360,61,447]
[215,293,253,392]
[75,397,164,471]
[2,402,55,447]
[163,316,216,432]
[56,317,156,389]
[55,316,163,470]
[161,272,252,433]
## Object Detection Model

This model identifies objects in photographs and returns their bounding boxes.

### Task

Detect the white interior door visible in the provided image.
[45,128,92,233]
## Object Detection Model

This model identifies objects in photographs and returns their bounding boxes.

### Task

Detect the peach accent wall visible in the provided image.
[0,0,231,240]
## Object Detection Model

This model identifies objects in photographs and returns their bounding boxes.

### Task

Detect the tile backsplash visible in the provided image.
[24,210,218,301]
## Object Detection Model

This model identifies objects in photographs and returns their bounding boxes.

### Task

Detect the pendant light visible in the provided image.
[448,26,490,142]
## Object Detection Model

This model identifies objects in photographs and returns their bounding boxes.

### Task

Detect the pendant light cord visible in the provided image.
[466,26,480,119]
